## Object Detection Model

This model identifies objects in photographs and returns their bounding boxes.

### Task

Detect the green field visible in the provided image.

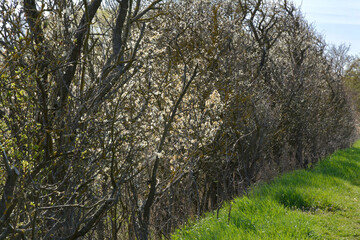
[172,141,360,239]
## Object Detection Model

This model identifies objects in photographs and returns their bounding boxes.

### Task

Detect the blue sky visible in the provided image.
[292,0,360,56]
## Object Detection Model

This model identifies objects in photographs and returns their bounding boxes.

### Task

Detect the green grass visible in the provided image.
[171,141,360,239]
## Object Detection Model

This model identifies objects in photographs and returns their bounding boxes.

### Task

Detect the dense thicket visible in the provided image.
[343,57,360,130]
[0,0,356,239]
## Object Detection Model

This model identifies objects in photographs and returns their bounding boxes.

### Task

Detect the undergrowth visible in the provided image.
[171,140,360,239]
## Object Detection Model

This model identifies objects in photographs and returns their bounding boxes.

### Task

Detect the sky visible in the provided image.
[292,0,360,56]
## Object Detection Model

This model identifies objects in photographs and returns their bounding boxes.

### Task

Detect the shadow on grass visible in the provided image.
[274,188,339,212]
[259,147,360,212]
[275,190,312,210]
[312,147,360,186]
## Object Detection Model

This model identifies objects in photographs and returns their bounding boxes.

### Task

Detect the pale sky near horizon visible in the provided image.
[292,0,360,56]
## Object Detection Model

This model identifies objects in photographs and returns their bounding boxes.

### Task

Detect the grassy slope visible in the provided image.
[172,141,360,240]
